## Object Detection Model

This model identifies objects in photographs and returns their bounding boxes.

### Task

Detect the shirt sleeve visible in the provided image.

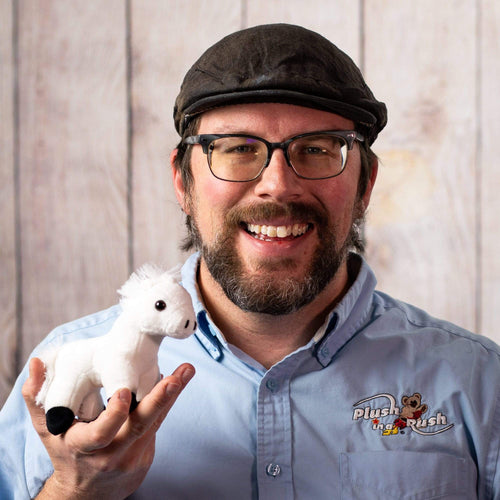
[0,359,54,499]
[487,380,500,500]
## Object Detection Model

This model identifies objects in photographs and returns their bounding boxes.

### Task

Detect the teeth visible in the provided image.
[247,223,309,239]
[276,226,288,238]
[267,226,277,237]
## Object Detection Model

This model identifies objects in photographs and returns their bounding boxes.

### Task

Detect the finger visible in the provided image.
[151,363,196,432]
[142,363,195,420]
[22,358,49,433]
[22,357,46,399]
[120,363,195,445]
[66,388,132,453]
[147,363,195,424]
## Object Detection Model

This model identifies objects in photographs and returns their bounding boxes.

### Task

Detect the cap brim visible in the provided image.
[180,89,378,135]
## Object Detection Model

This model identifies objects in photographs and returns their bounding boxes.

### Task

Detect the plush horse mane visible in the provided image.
[118,264,182,305]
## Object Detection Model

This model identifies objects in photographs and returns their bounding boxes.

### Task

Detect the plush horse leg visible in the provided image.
[78,387,105,422]
[136,365,161,401]
[123,365,160,414]
[100,367,139,414]
[44,374,94,435]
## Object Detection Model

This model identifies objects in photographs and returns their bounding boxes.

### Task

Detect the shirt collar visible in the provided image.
[181,252,224,361]
[181,252,378,366]
[313,254,378,366]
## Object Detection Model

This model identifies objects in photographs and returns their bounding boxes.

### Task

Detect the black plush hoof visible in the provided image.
[130,392,138,413]
[46,406,75,435]
[107,391,138,412]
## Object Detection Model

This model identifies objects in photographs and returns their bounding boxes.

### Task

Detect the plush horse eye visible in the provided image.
[155,300,167,311]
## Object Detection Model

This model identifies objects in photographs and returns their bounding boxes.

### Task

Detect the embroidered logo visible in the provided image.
[352,392,454,436]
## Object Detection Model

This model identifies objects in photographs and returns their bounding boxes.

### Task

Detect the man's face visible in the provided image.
[173,103,376,315]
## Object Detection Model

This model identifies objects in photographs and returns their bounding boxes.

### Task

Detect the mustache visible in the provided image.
[225,201,328,227]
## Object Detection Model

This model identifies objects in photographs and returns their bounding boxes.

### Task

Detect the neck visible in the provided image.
[197,257,354,369]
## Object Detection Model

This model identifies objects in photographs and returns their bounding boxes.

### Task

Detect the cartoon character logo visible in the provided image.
[352,392,454,437]
[393,393,428,434]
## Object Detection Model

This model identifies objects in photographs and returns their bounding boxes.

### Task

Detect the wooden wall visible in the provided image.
[1,0,499,406]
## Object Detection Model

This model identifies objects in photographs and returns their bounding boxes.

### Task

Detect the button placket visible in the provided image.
[256,369,294,499]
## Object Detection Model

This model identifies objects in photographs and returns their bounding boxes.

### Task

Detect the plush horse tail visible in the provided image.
[34,346,58,408]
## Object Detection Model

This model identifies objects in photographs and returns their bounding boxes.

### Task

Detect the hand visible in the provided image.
[22,357,195,500]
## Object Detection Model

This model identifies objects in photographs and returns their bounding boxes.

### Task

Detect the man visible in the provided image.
[0,23,499,499]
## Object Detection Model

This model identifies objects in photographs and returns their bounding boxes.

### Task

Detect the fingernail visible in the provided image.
[181,368,195,384]
[165,383,181,397]
[118,389,130,403]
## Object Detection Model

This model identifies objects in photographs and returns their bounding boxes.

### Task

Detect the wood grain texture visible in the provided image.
[17,0,129,364]
[130,0,242,270]
[2,0,500,407]
[0,0,17,407]
[245,0,361,62]
[364,0,478,332]
[480,0,500,342]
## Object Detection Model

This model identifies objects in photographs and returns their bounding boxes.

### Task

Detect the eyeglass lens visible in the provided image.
[207,135,348,181]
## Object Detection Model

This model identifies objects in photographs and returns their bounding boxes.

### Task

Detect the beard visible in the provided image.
[186,200,365,316]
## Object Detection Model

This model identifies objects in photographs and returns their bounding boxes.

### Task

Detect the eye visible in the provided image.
[155,300,167,311]
[303,146,327,155]
[216,137,261,156]
[228,144,257,154]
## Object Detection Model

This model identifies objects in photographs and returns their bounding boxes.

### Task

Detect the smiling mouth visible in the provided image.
[244,222,311,241]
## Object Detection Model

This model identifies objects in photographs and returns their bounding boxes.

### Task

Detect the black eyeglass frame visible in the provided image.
[183,130,365,182]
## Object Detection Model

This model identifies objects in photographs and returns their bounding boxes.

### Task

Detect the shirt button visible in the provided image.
[266,463,281,477]
[266,378,279,392]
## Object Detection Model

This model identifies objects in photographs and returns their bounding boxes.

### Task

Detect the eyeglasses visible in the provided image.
[183,130,364,182]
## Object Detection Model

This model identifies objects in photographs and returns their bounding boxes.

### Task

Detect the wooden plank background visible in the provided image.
[1,0,499,407]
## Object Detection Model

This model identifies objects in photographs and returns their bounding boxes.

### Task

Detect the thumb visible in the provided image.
[22,358,49,432]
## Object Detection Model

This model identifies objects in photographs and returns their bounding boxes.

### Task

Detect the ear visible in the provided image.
[360,156,378,210]
[171,149,190,214]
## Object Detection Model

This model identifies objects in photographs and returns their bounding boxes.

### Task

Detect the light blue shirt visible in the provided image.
[1,253,499,499]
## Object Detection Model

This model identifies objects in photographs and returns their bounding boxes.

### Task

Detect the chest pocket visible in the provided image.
[340,451,476,499]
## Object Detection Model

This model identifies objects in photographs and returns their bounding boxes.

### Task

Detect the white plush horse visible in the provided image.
[36,264,197,435]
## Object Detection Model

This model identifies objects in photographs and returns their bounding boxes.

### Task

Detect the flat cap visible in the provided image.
[174,23,387,144]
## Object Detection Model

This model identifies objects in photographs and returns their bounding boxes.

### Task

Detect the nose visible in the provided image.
[184,319,198,331]
[253,148,305,201]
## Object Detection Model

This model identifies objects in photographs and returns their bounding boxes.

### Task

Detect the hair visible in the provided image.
[172,114,377,252]
[173,115,201,196]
